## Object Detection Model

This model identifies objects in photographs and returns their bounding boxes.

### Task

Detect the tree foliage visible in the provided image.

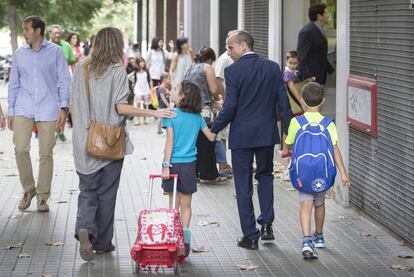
[0,0,132,36]
[89,0,134,42]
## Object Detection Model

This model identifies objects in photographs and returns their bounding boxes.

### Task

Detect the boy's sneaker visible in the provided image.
[183,227,191,257]
[312,232,325,248]
[301,239,318,259]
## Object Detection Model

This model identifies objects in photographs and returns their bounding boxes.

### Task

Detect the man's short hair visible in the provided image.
[308,3,327,22]
[232,31,254,50]
[302,82,324,107]
[23,16,45,36]
[286,50,299,61]
[49,24,62,32]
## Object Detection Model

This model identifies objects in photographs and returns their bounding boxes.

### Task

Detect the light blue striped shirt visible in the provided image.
[8,39,71,121]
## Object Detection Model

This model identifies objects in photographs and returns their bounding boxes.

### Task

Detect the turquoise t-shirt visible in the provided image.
[162,108,207,163]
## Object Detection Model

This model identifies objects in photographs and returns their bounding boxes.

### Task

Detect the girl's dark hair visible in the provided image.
[151,37,162,50]
[179,81,202,114]
[135,57,151,85]
[195,47,216,63]
[67,32,80,46]
[176,37,189,54]
[286,50,299,60]
[308,3,327,21]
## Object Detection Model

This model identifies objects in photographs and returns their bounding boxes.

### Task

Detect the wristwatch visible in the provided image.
[61,107,69,112]
[162,162,173,168]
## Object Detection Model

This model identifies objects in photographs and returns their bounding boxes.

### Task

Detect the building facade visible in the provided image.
[135,0,414,245]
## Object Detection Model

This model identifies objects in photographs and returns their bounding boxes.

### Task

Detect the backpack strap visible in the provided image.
[296,115,309,129]
[319,117,333,132]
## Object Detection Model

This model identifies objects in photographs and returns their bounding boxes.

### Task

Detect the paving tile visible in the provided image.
[0,117,414,277]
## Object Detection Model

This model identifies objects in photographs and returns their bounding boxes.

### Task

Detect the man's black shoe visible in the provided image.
[237,236,258,250]
[261,223,275,241]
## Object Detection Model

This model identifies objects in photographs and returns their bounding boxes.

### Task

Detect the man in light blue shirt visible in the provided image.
[7,15,70,212]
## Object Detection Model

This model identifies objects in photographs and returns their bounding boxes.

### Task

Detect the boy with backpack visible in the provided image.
[285,82,351,259]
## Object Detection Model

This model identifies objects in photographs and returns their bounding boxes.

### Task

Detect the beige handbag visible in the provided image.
[83,64,126,160]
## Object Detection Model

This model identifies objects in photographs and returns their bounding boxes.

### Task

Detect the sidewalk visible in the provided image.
[0,119,414,277]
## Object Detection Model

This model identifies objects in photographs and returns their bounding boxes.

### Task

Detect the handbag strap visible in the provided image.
[161,49,167,68]
[82,63,93,126]
[82,62,126,128]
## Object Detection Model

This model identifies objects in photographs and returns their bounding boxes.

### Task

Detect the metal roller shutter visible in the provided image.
[349,0,414,244]
[244,0,269,57]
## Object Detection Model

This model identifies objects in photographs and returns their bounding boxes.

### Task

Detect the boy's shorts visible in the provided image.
[298,191,326,206]
[162,161,197,195]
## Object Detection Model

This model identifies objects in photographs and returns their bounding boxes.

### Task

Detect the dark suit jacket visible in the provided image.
[297,22,334,84]
[211,53,292,150]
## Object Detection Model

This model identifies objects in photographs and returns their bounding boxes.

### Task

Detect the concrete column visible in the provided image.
[210,0,220,55]
[237,0,244,30]
[148,0,156,45]
[141,0,148,57]
[163,0,167,43]
[133,2,138,43]
[268,0,282,63]
[184,0,192,37]
[334,0,350,207]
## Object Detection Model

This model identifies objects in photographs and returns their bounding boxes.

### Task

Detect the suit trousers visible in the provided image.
[231,146,275,240]
[75,159,123,250]
[13,116,56,201]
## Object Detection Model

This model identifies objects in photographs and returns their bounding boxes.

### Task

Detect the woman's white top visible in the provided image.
[146,49,170,80]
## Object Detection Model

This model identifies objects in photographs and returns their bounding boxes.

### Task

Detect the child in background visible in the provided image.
[133,57,152,125]
[285,82,350,259]
[282,51,314,158]
[156,72,171,134]
[161,81,216,257]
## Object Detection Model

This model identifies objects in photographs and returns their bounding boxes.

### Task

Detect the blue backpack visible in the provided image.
[289,115,337,193]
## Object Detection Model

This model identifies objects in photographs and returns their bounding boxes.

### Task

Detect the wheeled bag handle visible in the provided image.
[147,174,178,210]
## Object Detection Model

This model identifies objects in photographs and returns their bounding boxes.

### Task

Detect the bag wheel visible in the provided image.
[174,258,179,274]
[135,262,140,273]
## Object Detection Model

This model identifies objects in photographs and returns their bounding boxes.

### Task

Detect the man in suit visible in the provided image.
[297,3,335,85]
[211,31,292,250]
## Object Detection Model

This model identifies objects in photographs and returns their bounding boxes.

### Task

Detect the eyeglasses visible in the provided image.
[51,32,61,35]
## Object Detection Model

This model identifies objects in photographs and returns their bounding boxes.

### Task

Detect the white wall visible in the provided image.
[335,0,350,207]
[141,0,148,57]
[237,0,244,30]
[268,0,282,64]
[282,0,309,62]
[184,0,192,37]
[210,0,220,55]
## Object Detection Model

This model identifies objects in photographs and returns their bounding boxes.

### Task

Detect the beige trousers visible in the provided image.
[13,116,56,201]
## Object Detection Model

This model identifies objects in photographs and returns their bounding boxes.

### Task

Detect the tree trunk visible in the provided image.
[8,4,18,54]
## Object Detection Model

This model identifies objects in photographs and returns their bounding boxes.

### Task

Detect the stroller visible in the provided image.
[130,174,185,274]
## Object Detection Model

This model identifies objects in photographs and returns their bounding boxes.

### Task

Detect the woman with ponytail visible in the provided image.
[183,47,227,183]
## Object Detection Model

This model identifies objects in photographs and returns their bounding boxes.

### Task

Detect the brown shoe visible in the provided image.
[79,229,94,261]
[18,190,37,210]
[37,200,49,212]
